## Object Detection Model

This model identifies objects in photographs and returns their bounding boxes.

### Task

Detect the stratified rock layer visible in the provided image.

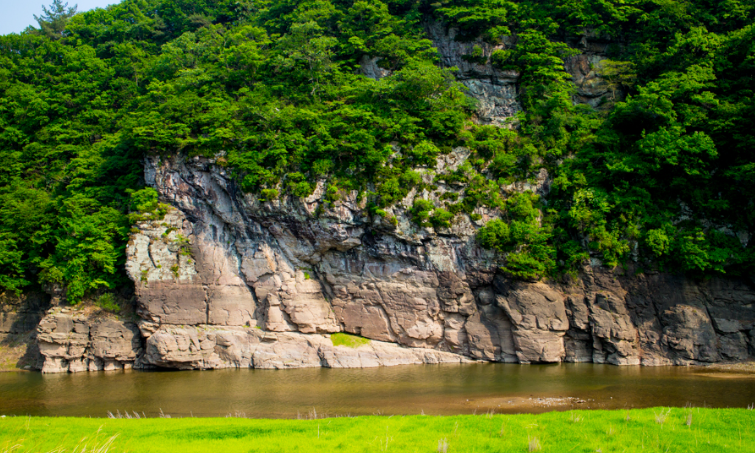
[90,152,750,372]
[1,292,48,339]
[37,309,141,373]
[141,324,469,370]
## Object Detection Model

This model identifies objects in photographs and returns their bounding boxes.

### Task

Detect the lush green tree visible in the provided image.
[34,0,78,38]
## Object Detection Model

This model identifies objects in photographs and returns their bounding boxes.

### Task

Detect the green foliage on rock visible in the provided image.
[477,192,555,280]
[0,0,753,299]
[95,292,120,312]
[435,0,755,279]
[410,199,435,227]
[330,332,370,348]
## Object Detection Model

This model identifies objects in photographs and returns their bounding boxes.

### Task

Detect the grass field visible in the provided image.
[1,408,753,452]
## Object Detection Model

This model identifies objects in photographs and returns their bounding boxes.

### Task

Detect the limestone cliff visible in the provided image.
[33,23,755,373]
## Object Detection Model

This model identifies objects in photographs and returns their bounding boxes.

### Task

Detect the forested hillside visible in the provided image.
[0,0,753,303]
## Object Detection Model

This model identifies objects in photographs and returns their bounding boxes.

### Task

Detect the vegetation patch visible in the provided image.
[330,333,370,348]
[95,293,120,313]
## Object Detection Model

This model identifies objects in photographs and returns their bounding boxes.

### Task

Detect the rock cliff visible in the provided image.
[34,23,755,373]
[108,152,752,371]
[1,293,47,339]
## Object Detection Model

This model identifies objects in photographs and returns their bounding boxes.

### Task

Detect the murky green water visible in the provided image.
[1,364,753,418]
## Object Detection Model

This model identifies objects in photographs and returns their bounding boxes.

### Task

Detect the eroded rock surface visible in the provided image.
[496,281,569,363]
[79,151,748,374]
[142,324,469,370]
[1,292,48,339]
[37,309,140,373]
[426,20,520,126]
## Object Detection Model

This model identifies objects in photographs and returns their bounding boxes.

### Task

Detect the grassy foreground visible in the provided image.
[1,408,753,452]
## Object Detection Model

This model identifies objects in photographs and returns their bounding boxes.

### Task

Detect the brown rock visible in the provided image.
[137,282,207,325]
[207,285,255,326]
[496,282,568,363]
[37,312,140,373]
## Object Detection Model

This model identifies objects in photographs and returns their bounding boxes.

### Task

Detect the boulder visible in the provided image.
[496,282,568,363]
[37,311,140,373]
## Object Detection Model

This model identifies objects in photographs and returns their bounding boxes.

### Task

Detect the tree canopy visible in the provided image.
[0,0,752,301]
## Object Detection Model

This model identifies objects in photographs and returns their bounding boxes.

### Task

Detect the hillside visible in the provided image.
[0,0,753,306]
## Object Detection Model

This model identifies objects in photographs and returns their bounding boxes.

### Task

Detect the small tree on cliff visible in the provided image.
[34,0,78,39]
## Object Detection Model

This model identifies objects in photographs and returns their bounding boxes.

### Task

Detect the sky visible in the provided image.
[0,0,122,35]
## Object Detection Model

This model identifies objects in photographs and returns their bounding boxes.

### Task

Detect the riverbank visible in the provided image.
[1,408,753,452]
[703,361,755,373]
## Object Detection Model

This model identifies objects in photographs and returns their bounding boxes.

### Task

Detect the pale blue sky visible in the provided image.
[0,0,123,35]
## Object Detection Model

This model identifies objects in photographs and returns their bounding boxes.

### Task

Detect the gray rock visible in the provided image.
[140,324,470,370]
[0,292,49,336]
[359,55,391,80]
[37,311,140,373]
[425,19,520,126]
[109,151,755,371]
[496,282,568,363]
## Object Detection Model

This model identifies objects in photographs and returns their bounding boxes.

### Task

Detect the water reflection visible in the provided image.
[0,363,753,418]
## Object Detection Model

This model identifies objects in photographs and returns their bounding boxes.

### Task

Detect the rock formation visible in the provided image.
[1,292,48,340]
[36,308,141,373]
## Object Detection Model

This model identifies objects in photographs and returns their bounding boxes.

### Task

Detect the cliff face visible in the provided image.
[34,25,755,373]
[110,154,751,370]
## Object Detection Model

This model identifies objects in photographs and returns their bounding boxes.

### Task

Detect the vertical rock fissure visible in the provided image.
[203,285,210,325]
[145,238,158,269]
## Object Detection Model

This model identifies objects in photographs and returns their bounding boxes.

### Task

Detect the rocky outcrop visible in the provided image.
[1,292,48,370]
[564,54,615,108]
[34,20,755,373]
[425,20,619,124]
[36,308,141,373]
[1,292,48,339]
[140,324,468,370]
[426,20,520,126]
[125,208,255,327]
[496,281,569,363]
[93,152,751,372]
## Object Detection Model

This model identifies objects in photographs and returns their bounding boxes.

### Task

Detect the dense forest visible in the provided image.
[0,0,752,303]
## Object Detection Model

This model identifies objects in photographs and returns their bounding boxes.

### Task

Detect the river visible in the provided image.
[1,363,754,418]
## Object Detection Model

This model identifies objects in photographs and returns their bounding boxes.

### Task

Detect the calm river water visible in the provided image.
[1,364,754,418]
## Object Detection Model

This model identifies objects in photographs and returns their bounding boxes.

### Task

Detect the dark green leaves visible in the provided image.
[1,0,753,297]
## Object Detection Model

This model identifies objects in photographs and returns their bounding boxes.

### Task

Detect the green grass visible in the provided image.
[330,333,371,348]
[0,408,753,452]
